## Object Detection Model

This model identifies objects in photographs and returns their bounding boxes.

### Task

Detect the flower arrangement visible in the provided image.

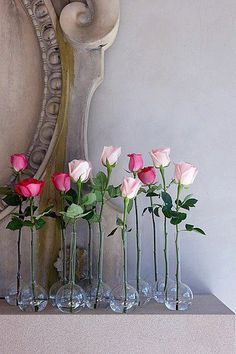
[1,146,205,313]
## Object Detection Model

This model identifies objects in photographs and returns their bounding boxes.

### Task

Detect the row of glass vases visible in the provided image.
[5,229,193,313]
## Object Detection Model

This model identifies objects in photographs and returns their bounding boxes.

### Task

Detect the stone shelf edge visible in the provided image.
[0,295,235,354]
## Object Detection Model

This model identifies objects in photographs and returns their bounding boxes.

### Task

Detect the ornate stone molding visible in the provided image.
[0,0,62,219]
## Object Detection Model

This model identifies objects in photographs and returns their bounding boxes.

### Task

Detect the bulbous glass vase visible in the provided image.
[56,282,86,313]
[110,283,139,313]
[165,281,193,311]
[18,283,48,312]
[49,280,67,307]
[153,277,175,304]
[85,280,111,309]
[129,279,152,307]
[5,278,24,306]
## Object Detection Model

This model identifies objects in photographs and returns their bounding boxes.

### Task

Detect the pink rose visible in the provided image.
[150,148,170,168]
[174,162,198,186]
[68,159,92,183]
[101,146,121,167]
[10,153,28,172]
[15,178,45,198]
[51,172,71,193]
[138,166,156,185]
[120,177,141,199]
[127,153,144,172]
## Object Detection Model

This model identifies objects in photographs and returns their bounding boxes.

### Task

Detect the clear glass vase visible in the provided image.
[56,223,86,313]
[18,282,48,312]
[164,231,193,311]
[129,279,152,307]
[18,224,48,312]
[153,276,175,304]
[5,277,24,306]
[85,279,111,309]
[110,283,139,313]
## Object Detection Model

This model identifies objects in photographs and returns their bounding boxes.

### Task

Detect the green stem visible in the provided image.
[30,198,38,312]
[69,222,77,313]
[175,183,182,311]
[77,179,81,204]
[122,198,129,313]
[160,167,168,294]
[133,172,141,297]
[150,195,158,283]
[87,221,92,285]
[16,172,22,305]
[94,166,111,309]
[61,193,67,284]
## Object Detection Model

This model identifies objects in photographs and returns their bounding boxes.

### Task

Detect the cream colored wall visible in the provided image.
[88,0,236,311]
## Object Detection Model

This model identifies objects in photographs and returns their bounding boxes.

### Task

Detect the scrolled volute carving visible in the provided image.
[60,0,120,49]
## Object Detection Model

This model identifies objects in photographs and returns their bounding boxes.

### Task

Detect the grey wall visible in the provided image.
[88,0,236,311]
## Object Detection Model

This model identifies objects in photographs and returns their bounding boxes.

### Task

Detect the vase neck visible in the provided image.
[69,225,77,284]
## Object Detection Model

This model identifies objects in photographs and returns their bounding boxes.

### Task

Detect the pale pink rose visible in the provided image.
[120,177,141,199]
[68,160,92,183]
[174,162,198,186]
[138,166,156,185]
[10,153,28,172]
[15,178,45,198]
[127,153,144,172]
[51,172,71,192]
[150,147,170,168]
[101,146,121,167]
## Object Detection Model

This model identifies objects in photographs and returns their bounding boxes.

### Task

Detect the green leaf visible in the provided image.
[81,193,97,206]
[35,218,46,230]
[6,217,23,231]
[93,172,107,191]
[161,191,173,209]
[116,217,124,227]
[185,224,194,231]
[108,185,121,198]
[94,190,103,203]
[180,198,198,210]
[127,199,133,213]
[154,207,160,217]
[0,186,12,195]
[61,203,84,221]
[142,207,148,215]
[182,194,193,204]
[170,212,187,225]
[107,227,118,237]
[82,209,100,223]
[162,206,172,218]
[138,187,147,195]
[146,191,160,197]
[3,194,21,206]
[65,189,77,204]
[193,228,206,235]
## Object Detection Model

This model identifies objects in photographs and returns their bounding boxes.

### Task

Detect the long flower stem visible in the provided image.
[30,198,38,312]
[160,167,168,294]
[87,221,92,285]
[150,196,158,283]
[122,198,129,313]
[16,172,22,305]
[133,172,141,297]
[61,193,67,284]
[175,183,182,311]
[94,167,111,309]
[69,222,77,313]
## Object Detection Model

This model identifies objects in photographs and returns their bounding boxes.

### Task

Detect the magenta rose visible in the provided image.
[101,146,121,167]
[120,177,141,199]
[127,153,144,172]
[174,162,198,186]
[150,147,170,168]
[15,178,45,198]
[138,166,156,185]
[51,172,71,193]
[10,153,28,172]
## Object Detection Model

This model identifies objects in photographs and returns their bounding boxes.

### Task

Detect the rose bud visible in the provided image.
[174,162,198,186]
[120,177,141,199]
[15,178,45,198]
[68,159,92,183]
[127,153,144,172]
[138,166,156,185]
[150,147,170,168]
[101,146,121,167]
[10,153,28,172]
[51,172,71,193]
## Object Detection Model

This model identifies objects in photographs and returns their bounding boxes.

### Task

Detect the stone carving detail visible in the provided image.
[0,0,62,217]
